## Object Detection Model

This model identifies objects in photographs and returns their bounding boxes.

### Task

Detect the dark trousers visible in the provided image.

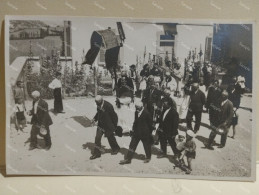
[208,128,229,147]
[158,132,180,156]
[186,110,202,132]
[125,136,151,160]
[93,128,120,156]
[30,124,51,148]
[54,88,63,112]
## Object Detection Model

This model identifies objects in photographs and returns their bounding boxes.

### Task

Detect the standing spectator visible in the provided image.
[13,81,25,105]
[186,83,206,133]
[48,72,64,113]
[28,91,52,150]
[15,98,26,131]
[206,90,234,149]
[90,96,120,160]
[119,101,153,164]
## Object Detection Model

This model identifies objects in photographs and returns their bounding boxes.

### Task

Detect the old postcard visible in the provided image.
[5,16,256,181]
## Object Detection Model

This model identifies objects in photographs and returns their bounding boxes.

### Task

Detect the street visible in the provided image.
[7,95,252,178]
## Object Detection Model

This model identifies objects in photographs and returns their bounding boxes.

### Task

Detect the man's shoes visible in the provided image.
[185,169,191,174]
[45,145,51,151]
[205,144,214,150]
[217,145,225,148]
[90,154,101,160]
[111,148,120,155]
[157,154,167,158]
[29,146,38,150]
[143,158,151,163]
[119,159,131,165]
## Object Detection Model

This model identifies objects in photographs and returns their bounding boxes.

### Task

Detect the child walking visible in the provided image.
[178,130,196,174]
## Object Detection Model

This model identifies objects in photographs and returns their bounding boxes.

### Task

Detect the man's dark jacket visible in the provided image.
[158,108,179,137]
[94,100,118,136]
[132,108,153,139]
[189,89,206,112]
[31,99,53,127]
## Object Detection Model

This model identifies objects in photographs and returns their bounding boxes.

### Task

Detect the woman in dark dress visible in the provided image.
[49,72,64,113]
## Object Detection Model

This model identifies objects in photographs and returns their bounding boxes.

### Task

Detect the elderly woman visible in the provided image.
[28,91,53,150]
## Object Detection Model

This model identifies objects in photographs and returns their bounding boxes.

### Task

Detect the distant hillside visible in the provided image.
[10,20,49,32]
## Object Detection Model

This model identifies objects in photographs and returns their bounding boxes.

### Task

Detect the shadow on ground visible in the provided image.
[71,116,92,128]
[82,142,147,160]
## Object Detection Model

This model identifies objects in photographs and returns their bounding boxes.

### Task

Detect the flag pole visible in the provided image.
[93,60,98,97]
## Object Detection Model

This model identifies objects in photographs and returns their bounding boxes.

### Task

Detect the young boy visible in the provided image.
[179,130,196,174]
[15,98,26,131]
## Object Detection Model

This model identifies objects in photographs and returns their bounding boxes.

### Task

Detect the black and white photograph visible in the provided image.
[5,16,256,181]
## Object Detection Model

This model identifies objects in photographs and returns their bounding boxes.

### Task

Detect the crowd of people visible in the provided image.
[12,57,246,175]
[92,59,247,174]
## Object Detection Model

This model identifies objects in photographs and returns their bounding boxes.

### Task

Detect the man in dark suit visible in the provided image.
[90,95,120,160]
[142,81,162,124]
[206,90,234,150]
[29,91,53,150]
[186,83,206,133]
[206,80,222,128]
[119,100,154,164]
[157,98,180,158]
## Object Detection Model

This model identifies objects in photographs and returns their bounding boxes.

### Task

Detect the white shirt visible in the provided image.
[34,100,39,114]
[221,99,228,106]
[163,108,171,121]
[138,108,144,118]
[48,78,62,89]
[16,104,24,112]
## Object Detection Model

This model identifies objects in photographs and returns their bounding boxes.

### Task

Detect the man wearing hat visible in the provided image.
[119,100,153,164]
[206,90,234,149]
[90,95,120,160]
[28,91,53,150]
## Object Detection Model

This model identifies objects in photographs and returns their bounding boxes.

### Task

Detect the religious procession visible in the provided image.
[8,19,252,177]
